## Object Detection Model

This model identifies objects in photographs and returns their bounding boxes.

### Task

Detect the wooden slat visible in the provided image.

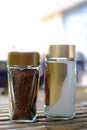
[0,89,87,129]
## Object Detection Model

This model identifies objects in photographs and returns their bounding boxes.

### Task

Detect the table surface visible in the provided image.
[0,87,87,130]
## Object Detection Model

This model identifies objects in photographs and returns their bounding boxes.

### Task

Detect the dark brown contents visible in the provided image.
[9,68,38,120]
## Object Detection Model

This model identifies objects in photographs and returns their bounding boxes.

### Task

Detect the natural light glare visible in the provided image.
[0,0,85,60]
[0,0,68,60]
[0,0,42,60]
[0,0,60,60]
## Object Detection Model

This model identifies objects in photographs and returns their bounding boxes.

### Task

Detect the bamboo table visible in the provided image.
[0,88,87,130]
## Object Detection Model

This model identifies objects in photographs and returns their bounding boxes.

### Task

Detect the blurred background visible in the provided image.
[0,0,87,94]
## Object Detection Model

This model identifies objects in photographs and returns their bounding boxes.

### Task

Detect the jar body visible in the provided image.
[8,66,39,122]
[45,58,76,120]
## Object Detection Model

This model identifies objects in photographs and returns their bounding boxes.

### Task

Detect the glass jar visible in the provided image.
[7,52,40,122]
[44,45,76,120]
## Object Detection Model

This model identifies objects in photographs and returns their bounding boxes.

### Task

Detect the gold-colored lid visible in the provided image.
[47,45,75,58]
[7,52,40,66]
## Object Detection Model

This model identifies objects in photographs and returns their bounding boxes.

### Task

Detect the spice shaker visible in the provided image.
[44,45,76,120]
[7,52,40,122]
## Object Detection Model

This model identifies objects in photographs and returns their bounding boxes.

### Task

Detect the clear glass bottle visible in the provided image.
[7,52,40,122]
[44,45,76,120]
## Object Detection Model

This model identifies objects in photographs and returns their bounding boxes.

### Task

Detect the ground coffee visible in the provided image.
[9,67,39,121]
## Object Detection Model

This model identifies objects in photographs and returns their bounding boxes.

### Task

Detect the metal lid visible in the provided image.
[7,52,40,66]
[47,45,76,58]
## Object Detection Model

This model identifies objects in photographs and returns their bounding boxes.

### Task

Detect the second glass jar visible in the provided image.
[44,45,76,120]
